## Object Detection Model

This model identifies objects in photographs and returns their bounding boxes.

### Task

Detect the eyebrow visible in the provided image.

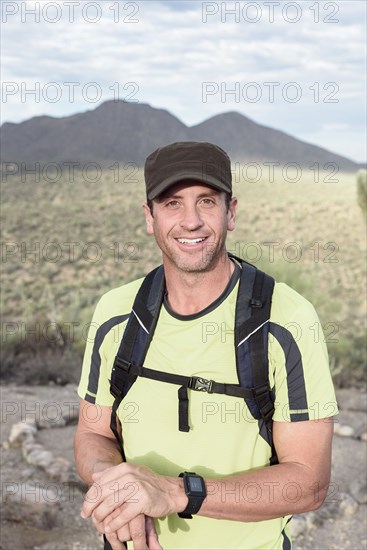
[158,190,220,202]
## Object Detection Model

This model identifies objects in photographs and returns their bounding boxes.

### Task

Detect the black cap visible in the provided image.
[144,141,232,200]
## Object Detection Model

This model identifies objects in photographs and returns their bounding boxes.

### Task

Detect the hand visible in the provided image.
[103,514,162,550]
[81,463,187,534]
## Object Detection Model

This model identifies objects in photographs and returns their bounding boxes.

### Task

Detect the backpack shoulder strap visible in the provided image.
[230,253,277,463]
[109,265,165,453]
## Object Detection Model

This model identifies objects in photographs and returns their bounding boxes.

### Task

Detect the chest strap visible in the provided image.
[111,357,273,433]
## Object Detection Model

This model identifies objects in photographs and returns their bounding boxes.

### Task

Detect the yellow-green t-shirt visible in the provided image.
[78,263,338,550]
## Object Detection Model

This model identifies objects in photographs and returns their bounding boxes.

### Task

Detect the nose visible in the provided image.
[180,203,204,231]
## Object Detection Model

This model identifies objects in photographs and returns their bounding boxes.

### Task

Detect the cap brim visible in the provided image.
[148,172,230,200]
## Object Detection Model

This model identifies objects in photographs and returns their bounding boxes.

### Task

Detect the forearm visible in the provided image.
[197,461,329,522]
[74,429,123,485]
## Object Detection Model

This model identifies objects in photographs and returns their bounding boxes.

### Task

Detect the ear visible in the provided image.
[227,197,237,232]
[143,203,154,235]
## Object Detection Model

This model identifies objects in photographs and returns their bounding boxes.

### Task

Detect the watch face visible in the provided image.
[187,476,204,494]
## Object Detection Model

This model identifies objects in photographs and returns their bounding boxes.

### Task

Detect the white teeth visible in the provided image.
[177,238,205,244]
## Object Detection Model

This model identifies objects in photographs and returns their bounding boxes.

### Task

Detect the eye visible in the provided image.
[165,199,180,208]
[201,197,216,206]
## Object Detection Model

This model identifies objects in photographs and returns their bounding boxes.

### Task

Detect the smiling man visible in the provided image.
[75,141,338,550]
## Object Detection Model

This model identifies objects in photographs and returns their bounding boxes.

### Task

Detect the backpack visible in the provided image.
[109,253,278,464]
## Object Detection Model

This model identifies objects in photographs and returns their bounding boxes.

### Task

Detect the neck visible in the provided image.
[164,253,235,315]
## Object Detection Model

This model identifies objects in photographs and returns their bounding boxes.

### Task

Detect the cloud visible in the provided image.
[1,0,365,161]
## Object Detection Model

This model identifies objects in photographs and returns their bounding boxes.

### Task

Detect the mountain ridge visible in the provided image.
[1,101,362,171]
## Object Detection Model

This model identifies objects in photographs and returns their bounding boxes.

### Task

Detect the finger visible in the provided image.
[93,480,142,525]
[128,515,146,550]
[82,481,104,518]
[145,516,163,550]
[115,525,132,544]
[91,512,106,534]
[84,476,141,522]
[104,499,141,534]
[105,506,132,543]
[91,505,123,536]
[106,532,127,550]
[85,481,126,522]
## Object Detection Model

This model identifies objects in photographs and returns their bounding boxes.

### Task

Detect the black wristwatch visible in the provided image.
[178,471,207,519]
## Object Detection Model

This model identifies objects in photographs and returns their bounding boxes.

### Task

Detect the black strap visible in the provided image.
[112,359,256,432]
[103,534,127,550]
[249,269,277,464]
[233,257,277,463]
[178,386,189,432]
[109,266,165,451]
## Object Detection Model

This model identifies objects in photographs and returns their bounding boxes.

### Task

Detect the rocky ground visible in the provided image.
[0,384,366,550]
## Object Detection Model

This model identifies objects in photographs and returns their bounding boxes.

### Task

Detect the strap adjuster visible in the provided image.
[251,384,269,399]
[110,357,133,399]
[251,384,274,423]
[113,356,132,372]
[249,298,263,308]
[189,377,214,393]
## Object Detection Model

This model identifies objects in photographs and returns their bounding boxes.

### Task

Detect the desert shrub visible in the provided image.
[357,169,367,221]
[0,315,82,385]
[2,170,365,388]
[329,333,367,388]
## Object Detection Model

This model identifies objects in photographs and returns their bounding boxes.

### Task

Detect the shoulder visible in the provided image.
[270,281,318,327]
[93,276,145,322]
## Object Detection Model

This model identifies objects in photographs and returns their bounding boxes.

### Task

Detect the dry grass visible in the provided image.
[1,168,365,385]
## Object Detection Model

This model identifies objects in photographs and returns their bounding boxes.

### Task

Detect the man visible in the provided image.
[75,141,338,550]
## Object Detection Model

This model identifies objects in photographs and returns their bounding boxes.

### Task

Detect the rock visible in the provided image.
[22,441,43,458]
[45,457,72,483]
[2,482,59,529]
[360,432,367,442]
[339,492,359,516]
[290,514,308,537]
[305,511,317,529]
[9,421,37,447]
[349,479,367,504]
[336,390,367,412]
[26,449,54,469]
[62,402,79,425]
[22,441,54,469]
[21,467,35,479]
[318,492,359,522]
[37,415,66,429]
[335,425,354,437]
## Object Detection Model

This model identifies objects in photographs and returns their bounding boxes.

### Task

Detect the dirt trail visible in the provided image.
[1,384,366,550]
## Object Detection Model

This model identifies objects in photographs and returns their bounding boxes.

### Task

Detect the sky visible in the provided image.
[1,0,366,163]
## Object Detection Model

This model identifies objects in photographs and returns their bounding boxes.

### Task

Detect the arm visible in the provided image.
[74,398,123,484]
[82,417,334,529]
[75,399,162,550]
[199,418,333,521]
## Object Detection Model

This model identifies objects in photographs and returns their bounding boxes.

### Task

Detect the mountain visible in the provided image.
[0,101,361,171]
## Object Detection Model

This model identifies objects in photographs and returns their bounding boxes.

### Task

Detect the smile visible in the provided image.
[176,237,208,246]
[176,237,207,244]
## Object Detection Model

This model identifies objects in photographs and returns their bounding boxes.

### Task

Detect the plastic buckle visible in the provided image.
[189,377,213,393]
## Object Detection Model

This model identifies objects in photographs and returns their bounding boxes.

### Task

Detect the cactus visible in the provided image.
[357,169,367,222]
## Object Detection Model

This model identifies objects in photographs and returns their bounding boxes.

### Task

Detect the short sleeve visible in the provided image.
[269,284,338,423]
[77,296,128,406]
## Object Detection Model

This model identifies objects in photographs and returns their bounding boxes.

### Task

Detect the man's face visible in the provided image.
[143,181,237,274]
